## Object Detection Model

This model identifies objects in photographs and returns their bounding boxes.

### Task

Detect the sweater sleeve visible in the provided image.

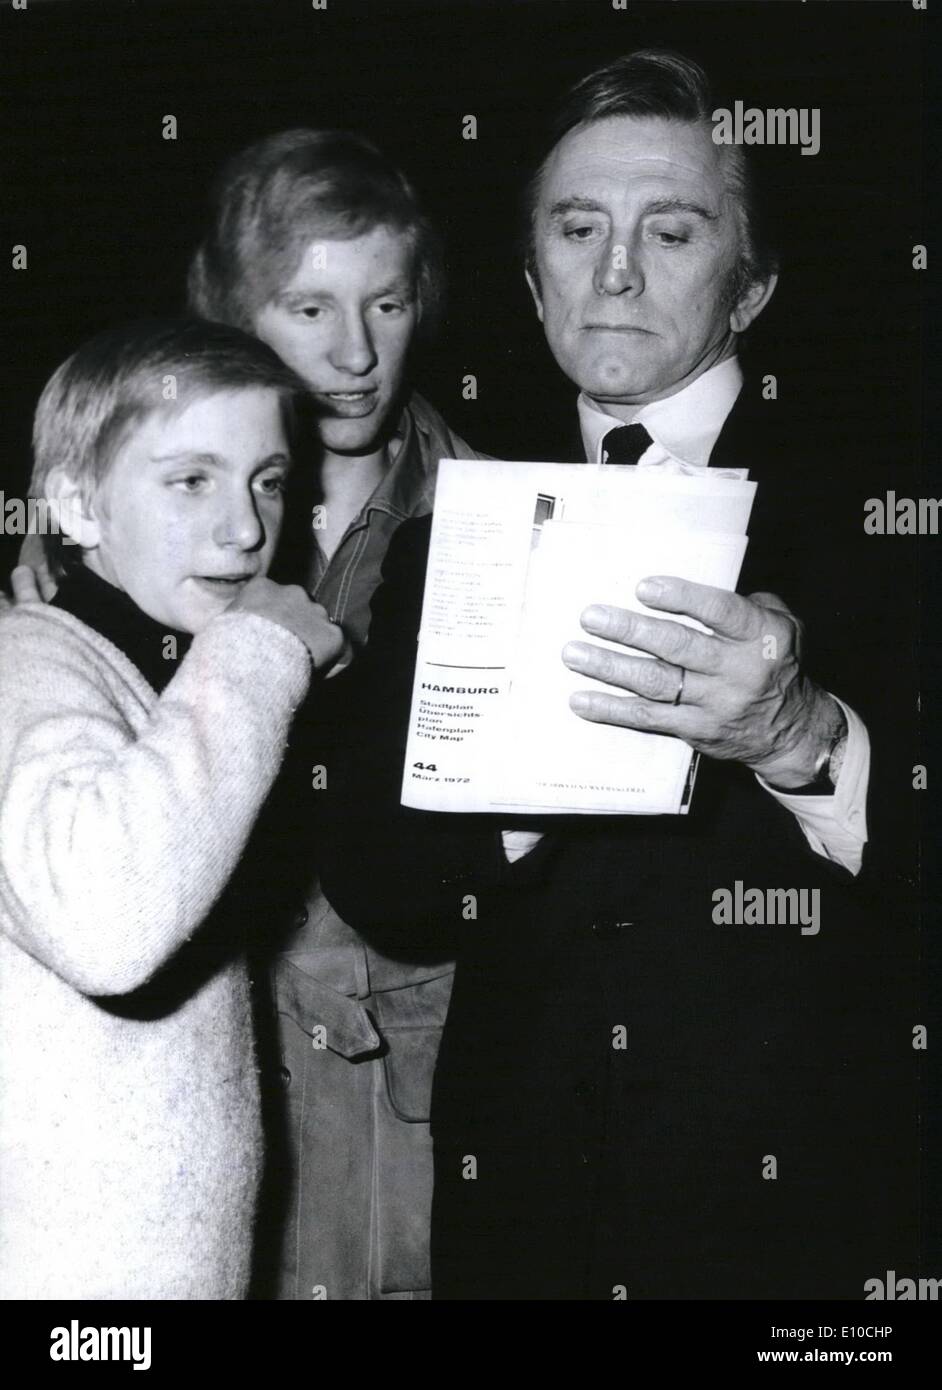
[0,608,310,996]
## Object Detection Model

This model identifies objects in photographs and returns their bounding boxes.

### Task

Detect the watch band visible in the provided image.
[779,726,847,797]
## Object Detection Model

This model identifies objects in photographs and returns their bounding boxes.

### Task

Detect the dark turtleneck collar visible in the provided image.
[51,564,192,695]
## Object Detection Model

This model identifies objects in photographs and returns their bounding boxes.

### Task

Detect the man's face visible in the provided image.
[79,388,290,633]
[528,115,773,409]
[252,224,418,456]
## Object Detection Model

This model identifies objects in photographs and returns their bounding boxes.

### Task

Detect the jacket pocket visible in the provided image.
[372,973,454,1295]
[374,970,455,1122]
[272,956,382,1059]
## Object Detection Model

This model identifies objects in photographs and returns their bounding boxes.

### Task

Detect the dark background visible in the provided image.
[0,0,939,1286]
[0,0,930,495]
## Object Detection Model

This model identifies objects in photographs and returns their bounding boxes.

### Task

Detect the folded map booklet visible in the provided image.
[401,457,756,816]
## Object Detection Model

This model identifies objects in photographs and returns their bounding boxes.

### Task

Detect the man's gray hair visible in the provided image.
[525,48,778,301]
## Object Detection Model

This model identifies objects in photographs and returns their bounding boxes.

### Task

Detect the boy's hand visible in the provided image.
[228,578,348,673]
[3,534,59,608]
[14,533,59,602]
[1,565,47,612]
[9,564,48,603]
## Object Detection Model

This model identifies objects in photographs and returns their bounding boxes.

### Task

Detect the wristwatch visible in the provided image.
[779,722,848,796]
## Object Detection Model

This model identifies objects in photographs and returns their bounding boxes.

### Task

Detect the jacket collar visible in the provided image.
[359,392,439,522]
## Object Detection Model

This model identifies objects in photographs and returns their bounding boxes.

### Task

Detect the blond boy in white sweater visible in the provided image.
[0,319,345,1299]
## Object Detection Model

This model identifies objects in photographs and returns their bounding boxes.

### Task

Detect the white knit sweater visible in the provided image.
[0,601,311,1299]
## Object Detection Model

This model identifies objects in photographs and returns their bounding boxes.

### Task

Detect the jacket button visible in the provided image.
[590,917,634,938]
[278,1066,292,1087]
[440,869,470,886]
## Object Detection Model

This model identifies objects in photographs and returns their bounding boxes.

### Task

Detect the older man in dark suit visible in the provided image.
[318,50,922,1299]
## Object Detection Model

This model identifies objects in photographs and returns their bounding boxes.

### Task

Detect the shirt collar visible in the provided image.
[577,355,743,467]
[359,393,437,522]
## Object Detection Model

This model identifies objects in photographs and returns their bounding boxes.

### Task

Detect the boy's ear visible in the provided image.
[43,467,102,550]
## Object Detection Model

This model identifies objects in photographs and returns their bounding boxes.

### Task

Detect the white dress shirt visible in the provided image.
[502,356,869,874]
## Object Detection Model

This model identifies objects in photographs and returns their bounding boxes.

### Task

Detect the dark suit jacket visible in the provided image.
[316,379,925,1299]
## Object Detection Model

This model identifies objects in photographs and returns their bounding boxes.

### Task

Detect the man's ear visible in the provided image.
[525,265,545,323]
[730,270,779,334]
[43,467,102,550]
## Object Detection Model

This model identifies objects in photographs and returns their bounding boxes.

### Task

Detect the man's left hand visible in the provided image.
[562,577,841,788]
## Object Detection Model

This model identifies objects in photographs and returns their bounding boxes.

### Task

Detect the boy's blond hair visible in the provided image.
[30,317,305,570]
[187,129,444,340]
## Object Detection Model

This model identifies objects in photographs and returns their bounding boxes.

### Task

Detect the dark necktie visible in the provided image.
[601,423,653,465]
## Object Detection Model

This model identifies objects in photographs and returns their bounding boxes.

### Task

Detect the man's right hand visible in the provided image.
[228,577,348,673]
